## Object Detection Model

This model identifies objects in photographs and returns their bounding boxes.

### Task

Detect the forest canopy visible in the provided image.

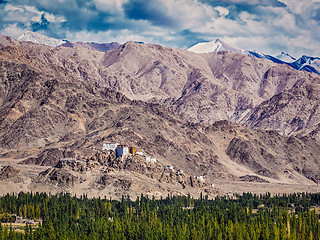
[0,192,320,239]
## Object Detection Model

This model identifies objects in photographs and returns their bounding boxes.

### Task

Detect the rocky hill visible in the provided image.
[0,36,319,197]
[37,151,216,199]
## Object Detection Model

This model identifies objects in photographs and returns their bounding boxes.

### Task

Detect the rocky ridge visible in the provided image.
[240,81,320,136]
[0,36,319,138]
[0,165,20,180]
[39,151,216,198]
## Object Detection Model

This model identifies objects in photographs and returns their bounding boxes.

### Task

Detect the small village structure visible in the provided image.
[195,176,205,182]
[102,143,158,164]
[102,143,119,151]
[146,156,157,163]
[15,216,35,224]
[129,147,136,155]
[102,143,136,156]
[166,165,174,170]
[116,145,129,157]
[60,158,77,162]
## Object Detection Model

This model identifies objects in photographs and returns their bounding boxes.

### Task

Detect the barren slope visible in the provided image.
[0,36,319,138]
[241,80,320,136]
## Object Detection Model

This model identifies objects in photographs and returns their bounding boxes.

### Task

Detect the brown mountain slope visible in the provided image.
[99,42,320,129]
[0,52,319,197]
[0,36,319,138]
[240,80,320,137]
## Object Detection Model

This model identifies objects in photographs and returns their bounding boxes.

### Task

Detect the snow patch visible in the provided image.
[276,52,296,63]
[17,31,66,47]
[187,39,246,54]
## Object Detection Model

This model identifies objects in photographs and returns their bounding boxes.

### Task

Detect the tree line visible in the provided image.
[0,191,320,239]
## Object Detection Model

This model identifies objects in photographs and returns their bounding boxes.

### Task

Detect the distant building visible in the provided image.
[102,143,119,151]
[166,165,174,170]
[146,156,157,163]
[129,147,136,155]
[26,219,34,224]
[195,176,205,182]
[16,216,23,223]
[15,216,34,224]
[60,158,76,162]
[116,145,129,157]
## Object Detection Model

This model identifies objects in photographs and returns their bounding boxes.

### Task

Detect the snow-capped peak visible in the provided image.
[276,52,296,63]
[17,31,66,47]
[187,38,320,75]
[187,39,245,54]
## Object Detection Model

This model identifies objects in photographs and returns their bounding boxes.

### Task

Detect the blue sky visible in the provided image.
[1,0,320,57]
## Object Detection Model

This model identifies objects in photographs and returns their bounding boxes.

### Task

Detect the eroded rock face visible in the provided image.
[97,174,113,186]
[0,165,20,180]
[159,168,210,189]
[39,168,83,187]
[103,154,163,179]
[220,123,320,182]
[88,151,117,165]
[55,159,86,172]
[241,83,320,138]
[21,148,77,166]
[239,175,269,183]
[226,137,278,179]
[98,175,132,191]
[91,152,213,191]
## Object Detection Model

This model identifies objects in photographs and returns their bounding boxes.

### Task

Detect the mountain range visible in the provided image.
[0,32,319,198]
[188,39,320,75]
[16,31,320,75]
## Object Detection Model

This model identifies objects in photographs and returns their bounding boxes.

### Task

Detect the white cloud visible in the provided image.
[216,0,283,4]
[4,4,24,12]
[214,6,229,17]
[0,23,26,39]
[2,4,66,23]
[92,0,129,13]
[270,9,298,33]
[2,0,320,57]
[65,29,154,44]
[186,1,320,56]
[160,0,218,29]
[279,0,317,15]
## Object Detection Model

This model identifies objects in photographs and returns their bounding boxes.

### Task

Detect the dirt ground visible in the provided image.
[214,179,319,196]
[0,157,319,199]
